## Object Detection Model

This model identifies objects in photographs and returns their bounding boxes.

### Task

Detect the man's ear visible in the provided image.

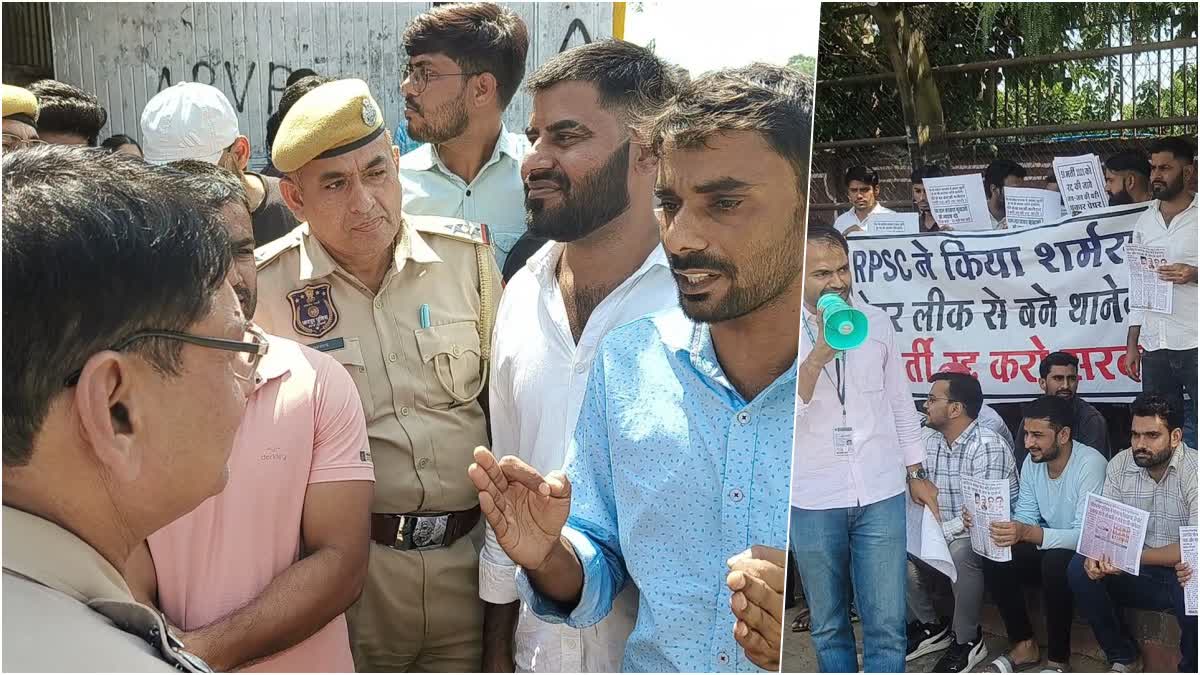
[279,175,306,222]
[473,72,499,110]
[1171,426,1184,448]
[232,136,252,172]
[632,142,658,176]
[74,353,143,483]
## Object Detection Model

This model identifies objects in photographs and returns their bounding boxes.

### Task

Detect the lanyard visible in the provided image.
[802,318,847,419]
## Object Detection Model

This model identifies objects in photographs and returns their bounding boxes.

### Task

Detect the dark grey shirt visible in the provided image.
[249,172,299,246]
[1015,396,1111,467]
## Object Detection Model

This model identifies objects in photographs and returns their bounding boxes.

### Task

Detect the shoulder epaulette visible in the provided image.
[408,213,491,247]
[254,223,307,268]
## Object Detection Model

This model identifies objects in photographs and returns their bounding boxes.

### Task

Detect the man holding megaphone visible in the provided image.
[791,226,939,673]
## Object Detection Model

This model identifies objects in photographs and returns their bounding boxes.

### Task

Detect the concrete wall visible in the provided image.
[49,2,612,167]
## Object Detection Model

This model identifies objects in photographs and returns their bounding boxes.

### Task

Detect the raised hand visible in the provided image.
[468,447,571,571]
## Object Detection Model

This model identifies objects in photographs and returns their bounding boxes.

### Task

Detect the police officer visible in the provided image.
[2,84,41,150]
[254,78,500,672]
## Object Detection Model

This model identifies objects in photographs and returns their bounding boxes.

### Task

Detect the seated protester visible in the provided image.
[907,372,1018,673]
[1067,394,1198,673]
[835,165,893,235]
[974,395,1107,674]
[932,362,1015,452]
[911,164,947,232]
[984,159,1026,229]
[1016,351,1109,464]
[27,79,107,147]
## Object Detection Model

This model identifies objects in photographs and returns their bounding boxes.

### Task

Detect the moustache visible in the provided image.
[404,97,420,113]
[524,169,570,194]
[667,252,736,276]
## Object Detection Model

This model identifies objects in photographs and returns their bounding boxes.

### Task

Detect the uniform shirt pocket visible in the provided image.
[415,320,483,409]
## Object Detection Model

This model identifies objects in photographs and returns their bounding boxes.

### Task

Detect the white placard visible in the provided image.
[867,211,921,235]
[1078,492,1150,576]
[963,476,1012,562]
[1004,187,1066,229]
[1182,526,1198,616]
[1053,154,1109,216]
[922,174,993,231]
[906,500,957,582]
[1124,243,1173,313]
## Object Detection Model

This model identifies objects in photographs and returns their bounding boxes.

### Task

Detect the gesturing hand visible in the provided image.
[468,447,571,571]
[727,546,786,671]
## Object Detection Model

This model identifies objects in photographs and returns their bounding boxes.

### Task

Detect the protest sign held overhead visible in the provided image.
[1053,154,1109,216]
[922,173,993,231]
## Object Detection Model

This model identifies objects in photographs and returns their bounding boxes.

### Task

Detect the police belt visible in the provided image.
[370,507,480,551]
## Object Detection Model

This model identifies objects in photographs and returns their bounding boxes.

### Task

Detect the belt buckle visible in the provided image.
[397,513,449,550]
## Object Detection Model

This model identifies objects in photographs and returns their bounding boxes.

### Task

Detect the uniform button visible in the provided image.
[452,345,462,357]
[716,651,730,665]
[400,406,411,416]
[737,411,751,425]
[388,352,398,363]
[729,488,744,503]
[417,457,429,469]
[374,298,383,309]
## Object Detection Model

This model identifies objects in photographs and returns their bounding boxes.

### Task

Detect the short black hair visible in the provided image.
[1130,393,1185,433]
[1021,395,1073,431]
[930,372,983,419]
[286,68,318,88]
[167,160,251,215]
[3,146,232,466]
[911,164,945,183]
[984,159,1026,192]
[403,2,529,109]
[845,165,879,187]
[1039,351,1079,379]
[100,134,141,154]
[1105,150,1151,178]
[1147,136,1197,164]
[527,39,687,126]
[269,75,335,152]
[807,225,849,254]
[27,79,108,146]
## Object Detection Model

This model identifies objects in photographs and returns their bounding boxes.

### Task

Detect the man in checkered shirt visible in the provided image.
[905,371,1018,673]
[1068,393,1198,673]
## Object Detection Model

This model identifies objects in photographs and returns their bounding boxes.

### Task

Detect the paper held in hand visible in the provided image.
[962,476,1012,562]
[866,211,920,235]
[1077,492,1150,576]
[922,174,993,231]
[1124,243,1173,314]
[906,500,957,582]
[1003,187,1066,229]
[1053,154,1108,216]
[1182,526,1198,616]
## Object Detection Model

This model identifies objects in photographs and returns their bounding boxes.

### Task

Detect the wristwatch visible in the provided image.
[906,467,928,482]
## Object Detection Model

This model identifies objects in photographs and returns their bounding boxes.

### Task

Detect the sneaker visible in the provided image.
[906,619,952,662]
[1109,659,1141,673]
[933,628,988,673]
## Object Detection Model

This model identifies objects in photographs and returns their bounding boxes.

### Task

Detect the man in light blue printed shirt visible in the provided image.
[398,3,531,270]
[468,64,813,671]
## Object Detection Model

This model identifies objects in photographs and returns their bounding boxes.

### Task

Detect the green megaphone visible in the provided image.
[817,292,868,351]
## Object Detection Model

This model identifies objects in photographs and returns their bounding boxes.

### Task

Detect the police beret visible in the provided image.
[271,79,385,173]
[2,84,39,126]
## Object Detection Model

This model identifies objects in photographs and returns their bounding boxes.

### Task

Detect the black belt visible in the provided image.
[370,507,480,551]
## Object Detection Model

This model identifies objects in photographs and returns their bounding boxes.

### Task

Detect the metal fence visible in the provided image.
[810,2,1198,225]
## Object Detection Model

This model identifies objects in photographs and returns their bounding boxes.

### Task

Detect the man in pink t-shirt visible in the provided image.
[125,162,375,672]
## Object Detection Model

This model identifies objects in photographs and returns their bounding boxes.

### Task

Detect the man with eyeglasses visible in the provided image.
[399,2,532,271]
[254,78,501,672]
[2,145,244,671]
[2,84,43,151]
[123,160,375,672]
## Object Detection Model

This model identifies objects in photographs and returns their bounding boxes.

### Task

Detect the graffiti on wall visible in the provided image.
[156,60,300,114]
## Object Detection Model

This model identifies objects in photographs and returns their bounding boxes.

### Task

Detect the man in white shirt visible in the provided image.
[984,159,1026,230]
[834,166,893,235]
[1126,136,1198,447]
[792,226,938,673]
[478,40,685,673]
[398,3,532,270]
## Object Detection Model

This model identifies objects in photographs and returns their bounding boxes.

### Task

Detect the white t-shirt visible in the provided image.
[834,203,894,233]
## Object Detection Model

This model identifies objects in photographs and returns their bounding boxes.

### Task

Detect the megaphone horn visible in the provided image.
[817,292,869,351]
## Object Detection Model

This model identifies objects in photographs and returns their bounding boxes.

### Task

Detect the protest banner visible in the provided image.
[906,500,957,582]
[847,203,1147,401]
[1004,187,1065,229]
[963,476,1012,562]
[867,211,920,235]
[922,174,992,231]
[1053,154,1108,216]
[1078,492,1150,576]
[1183,526,1198,616]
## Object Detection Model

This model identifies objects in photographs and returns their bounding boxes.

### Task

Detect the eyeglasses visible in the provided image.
[2,134,47,151]
[402,63,482,95]
[64,325,270,387]
[925,396,959,405]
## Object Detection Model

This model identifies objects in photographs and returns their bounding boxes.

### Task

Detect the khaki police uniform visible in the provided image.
[2,506,211,672]
[255,78,502,672]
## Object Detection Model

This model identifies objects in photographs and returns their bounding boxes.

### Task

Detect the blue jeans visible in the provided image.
[790,493,907,673]
[1067,553,1197,671]
[1141,348,1198,448]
